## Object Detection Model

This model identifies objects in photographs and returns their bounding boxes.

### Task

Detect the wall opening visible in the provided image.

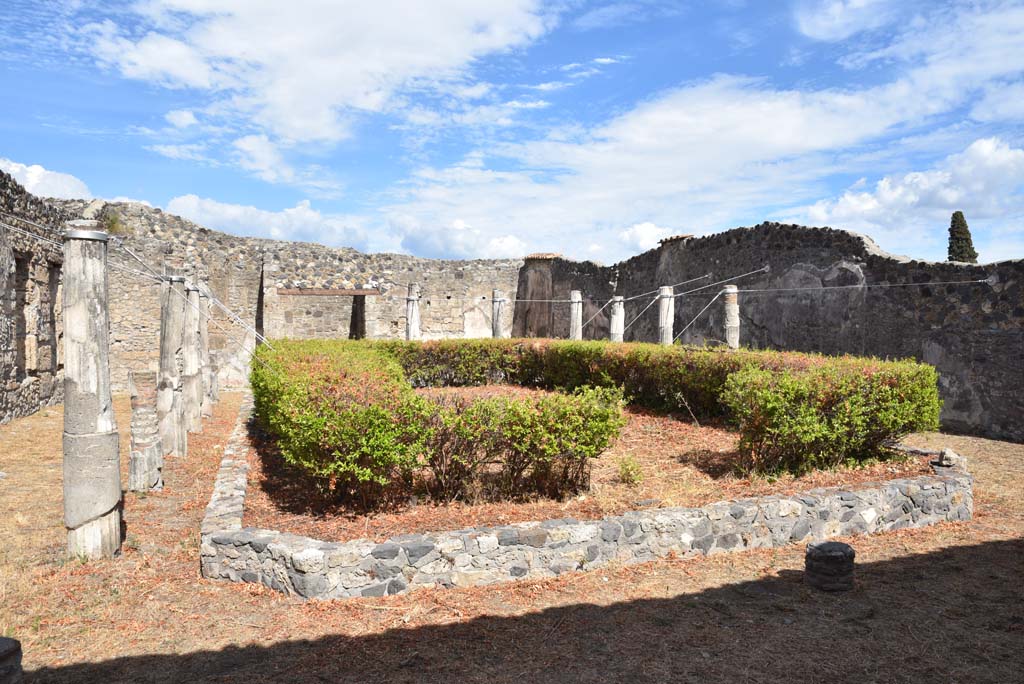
[13,253,29,380]
[348,294,366,339]
[255,264,265,343]
[48,261,61,372]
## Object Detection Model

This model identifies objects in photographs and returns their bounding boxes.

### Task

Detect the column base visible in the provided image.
[67,507,122,560]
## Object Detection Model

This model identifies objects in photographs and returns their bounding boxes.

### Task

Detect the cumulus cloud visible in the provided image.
[619,222,672,253]
[786,138,1024,261]
[0,158,92,199]
[398,218,527,259]
[381,2,1024,262]
[166,194,367,250]
[80,1,554,145]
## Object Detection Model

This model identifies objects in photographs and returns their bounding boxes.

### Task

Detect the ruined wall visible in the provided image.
[48,198,522,393]
[0,173,66,423]
[512,255,614,339]
[514,223,1024,442]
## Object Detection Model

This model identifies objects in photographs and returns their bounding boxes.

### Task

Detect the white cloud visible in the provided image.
[794,0,896,41]
[378,2,1024,262]
[230,134,344,196]
[527,81,572,92]
[148,143,210,161]
[786,138,1024,260]
[165,109,198,128]
[166,194,367,249]
[81,1,555,145]
[399,217,526,259]
[572,2,683,31]
[0,158,92,199]
[86,23,216,89]
[971,80,1024,122]
[619,222,671,252]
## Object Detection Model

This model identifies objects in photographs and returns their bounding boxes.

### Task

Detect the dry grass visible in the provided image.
[245,386,932,542]
[1,394,1021,684]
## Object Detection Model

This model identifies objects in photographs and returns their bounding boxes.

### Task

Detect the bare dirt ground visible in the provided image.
[1,395,1022,684]
[245,385,932,542]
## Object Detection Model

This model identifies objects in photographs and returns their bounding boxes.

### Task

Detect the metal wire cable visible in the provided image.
[673,265,770,298]
[0,209,60,233]
[622,293,661,332]
[623,272,712,301]
[0,219,62,248]
[673,291,723,343]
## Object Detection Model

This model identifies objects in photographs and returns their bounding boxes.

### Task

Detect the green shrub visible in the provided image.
[252,340,626,507]
[251,340,428,507]
[721,360,941,474]
[617,455,643,486]
[255,338,943,502]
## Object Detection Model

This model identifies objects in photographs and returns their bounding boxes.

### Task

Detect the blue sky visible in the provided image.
[1,0,1023,264]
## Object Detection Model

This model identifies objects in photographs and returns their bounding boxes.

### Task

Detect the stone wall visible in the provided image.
[0,173,67,423]
[43,199,522,393]
[514,224,1024,442]
[200,397,973,599]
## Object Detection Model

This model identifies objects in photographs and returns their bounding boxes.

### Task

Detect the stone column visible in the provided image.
[62,221,122,559]
[609,296,625,342]
[657,286,674,345]
[723,285,739,349]
[199,287,214,419]
[157,274,187,457]
[406,283,421,341]
[569,290,583,341]
[491,289,505,339]
[183,282,202,433]
[127,370,162,492]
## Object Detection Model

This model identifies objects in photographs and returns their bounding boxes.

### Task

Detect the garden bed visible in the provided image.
[243,385,933,543]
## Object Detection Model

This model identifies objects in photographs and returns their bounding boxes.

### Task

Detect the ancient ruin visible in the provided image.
[1,169,1022,445]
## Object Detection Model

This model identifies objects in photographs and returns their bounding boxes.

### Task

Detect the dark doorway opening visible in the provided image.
[14,253,30,380]
[348,294,366,339]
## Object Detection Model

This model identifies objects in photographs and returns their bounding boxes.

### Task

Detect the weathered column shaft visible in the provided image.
[491,289,504,339]
[62,221,122,559]
[406,283,421,341]
[199,288,214,418]
[127,370,163,492]
[609,296,625,343]
[183,284,202,433]
[657,286,675,345]
[723,285,739,349]
[157,275,187,457]
[569,290,583,341]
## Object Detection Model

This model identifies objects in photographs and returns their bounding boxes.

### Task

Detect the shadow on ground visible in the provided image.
[29,538,1024,684]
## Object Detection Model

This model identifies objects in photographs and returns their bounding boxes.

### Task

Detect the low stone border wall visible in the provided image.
[200,401,973,599]
[199,393,252,538]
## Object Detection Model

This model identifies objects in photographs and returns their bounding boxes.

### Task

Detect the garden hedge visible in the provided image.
[252,339,941,505]
[251,339,626,507]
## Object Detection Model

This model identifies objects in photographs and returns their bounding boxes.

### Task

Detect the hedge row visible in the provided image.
[252,339,942,506]
[372,339,941,472]
[251,340,626,507]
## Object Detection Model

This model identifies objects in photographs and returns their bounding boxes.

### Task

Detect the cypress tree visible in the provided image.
[947,211,978,263]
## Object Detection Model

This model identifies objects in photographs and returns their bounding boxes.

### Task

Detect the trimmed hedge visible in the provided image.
[721,362,941,473]
[253,339,942,504]
[251,340,626,507]
[372,339,940,471]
